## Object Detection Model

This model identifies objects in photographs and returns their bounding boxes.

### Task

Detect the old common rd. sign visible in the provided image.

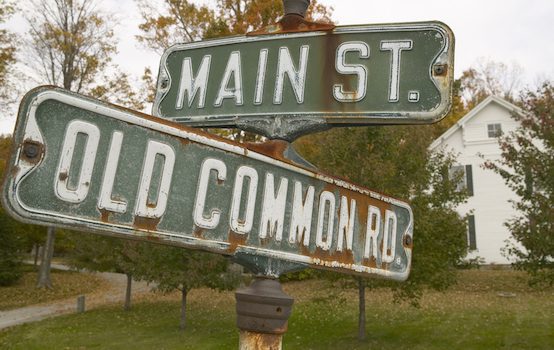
[153,21,454,138]
[3,87,413,280]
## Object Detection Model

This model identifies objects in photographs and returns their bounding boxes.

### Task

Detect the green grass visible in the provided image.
[0,270,552,349]
[0,265,106,311]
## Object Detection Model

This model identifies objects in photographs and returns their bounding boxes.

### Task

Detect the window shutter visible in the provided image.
[465,164,473,196]
[468,215,477,250]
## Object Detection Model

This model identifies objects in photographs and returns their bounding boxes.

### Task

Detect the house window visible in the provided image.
[449,164,474,196]
[467,215,477,250]
[487,123,503,138]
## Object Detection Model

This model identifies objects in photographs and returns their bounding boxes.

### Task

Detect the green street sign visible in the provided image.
[3,87,414,280]
[154,21,454,139]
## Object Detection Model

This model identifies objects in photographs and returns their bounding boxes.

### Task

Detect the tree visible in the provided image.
[134,245,241,330]
[0,0,17,112]
[25,0,117,92]
[0,135,25,285]
[89,69,151,111]
[67,233,143,310]
[0,204,25,286]
[136,0,214,54]
[460,58,524,109]
[294,125,468,339]
[485,82,554,287]
[136,0,333,53]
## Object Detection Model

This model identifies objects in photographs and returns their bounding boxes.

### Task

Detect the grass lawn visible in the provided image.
[0,269,552,349]
[0,265,106,311]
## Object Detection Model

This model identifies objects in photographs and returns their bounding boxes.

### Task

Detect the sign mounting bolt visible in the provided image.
[23,142,40,159]
[433,64,446,76]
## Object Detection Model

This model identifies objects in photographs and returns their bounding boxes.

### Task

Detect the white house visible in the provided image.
[430,96,523,264]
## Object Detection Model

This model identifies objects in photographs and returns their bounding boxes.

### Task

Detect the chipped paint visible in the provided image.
[133,216,161,232]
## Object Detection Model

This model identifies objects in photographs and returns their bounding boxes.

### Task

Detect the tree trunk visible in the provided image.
[358,277,366,341]
[124,273,132,311]
[33,244,41,266]
[37,227,55,289]
[180,287,187,331]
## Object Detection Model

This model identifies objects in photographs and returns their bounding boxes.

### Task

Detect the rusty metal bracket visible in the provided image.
[248,0,335,36]
[236,116,330,142]
[235,277,294,335]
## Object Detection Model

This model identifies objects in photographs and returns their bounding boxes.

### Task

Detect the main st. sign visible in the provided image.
[3,87,413,280]
[154,21,454,139]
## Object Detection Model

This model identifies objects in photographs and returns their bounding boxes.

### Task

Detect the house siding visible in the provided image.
[431,97,521,264]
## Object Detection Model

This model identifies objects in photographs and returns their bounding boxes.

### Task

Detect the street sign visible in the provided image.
[3,87,414,280]
[153,21,454,139]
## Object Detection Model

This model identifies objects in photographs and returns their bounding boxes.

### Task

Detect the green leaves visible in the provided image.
[136,0,334,53]
[487,82,554,287]
[132,244,240,294]
[0,0,17,112]
[295,124,469,303]
[26,0,117,92]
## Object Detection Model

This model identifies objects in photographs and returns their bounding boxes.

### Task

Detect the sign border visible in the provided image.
[3,87,414,280]
[153,21,454,130]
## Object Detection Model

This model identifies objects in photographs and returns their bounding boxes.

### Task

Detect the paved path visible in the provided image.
[0,265,152,330]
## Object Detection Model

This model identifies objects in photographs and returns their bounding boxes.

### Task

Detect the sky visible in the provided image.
[1,0,553,134]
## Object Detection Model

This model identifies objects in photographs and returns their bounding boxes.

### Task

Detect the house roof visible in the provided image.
[430,95,523,150]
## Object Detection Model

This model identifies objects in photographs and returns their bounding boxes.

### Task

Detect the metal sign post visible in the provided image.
[235,278,293,349]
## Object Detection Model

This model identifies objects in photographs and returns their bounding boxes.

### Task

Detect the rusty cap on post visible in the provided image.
[248,0,333,36]
[235,278,294,334]
[283,0,310,17]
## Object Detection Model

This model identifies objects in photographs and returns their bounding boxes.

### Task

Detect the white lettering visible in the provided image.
[134,140,175,219]
[364,206,381,260]
[259,173,288,241]
[55,120,100,203]
[230,166,258,234]
[337,196,356,251]
[274,45,309,104]
[380,40,412,102]
[382,209,398,263]
[254,49,268,105]
[176,55,211,109]
[98,131,127,213]
[214,51,243,107]
[333,41,370,102]
[316,191,335,251]
[193,158,227,229]
[289,182,314,246]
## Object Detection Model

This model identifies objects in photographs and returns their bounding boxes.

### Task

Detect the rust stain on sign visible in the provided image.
[133,216,161,232]
[244,140,289,164]
[99,208,111,223]
[228,230,248,253]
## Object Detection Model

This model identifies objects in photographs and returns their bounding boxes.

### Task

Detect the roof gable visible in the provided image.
[430,95,523,150]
